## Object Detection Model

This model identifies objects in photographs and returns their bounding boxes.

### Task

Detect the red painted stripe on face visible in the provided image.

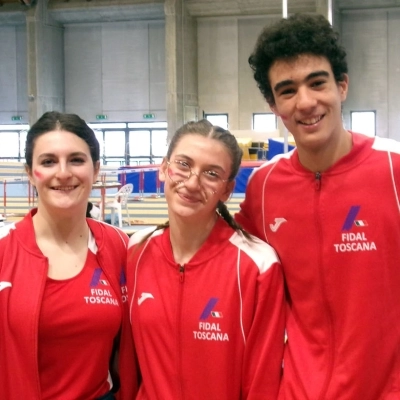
[33,170,43,179]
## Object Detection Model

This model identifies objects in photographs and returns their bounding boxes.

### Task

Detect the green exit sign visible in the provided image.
[143,113,155,119]
[96,114,107,120]
[11,116,22,121]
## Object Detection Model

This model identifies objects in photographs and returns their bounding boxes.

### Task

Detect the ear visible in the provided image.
[93,161,100,183]
[159,158,168,183]
[219,180,235,203]
[338,74,349,102]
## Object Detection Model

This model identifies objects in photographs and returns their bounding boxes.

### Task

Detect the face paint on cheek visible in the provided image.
[167,168,176,178]
[167,168,185,186]
[33,170,43,180]
[277,113,289,121]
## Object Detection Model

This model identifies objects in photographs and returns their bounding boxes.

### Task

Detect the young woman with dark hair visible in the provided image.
[0,111,137,400]
[127,119,285,399]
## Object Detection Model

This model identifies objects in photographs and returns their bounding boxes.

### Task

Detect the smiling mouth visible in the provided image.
[179,192,200,202]
[177,190,210,205]
[52,186,77,191]
[298,115,323,125]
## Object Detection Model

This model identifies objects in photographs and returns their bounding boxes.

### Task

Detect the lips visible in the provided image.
[298,115,323,125]
[52,186,77,191]
[178,192,201,202]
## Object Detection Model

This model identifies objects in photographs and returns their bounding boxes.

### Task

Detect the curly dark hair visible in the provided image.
[249,13,348,105]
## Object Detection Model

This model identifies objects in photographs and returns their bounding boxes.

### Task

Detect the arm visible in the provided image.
[242,262,285,400]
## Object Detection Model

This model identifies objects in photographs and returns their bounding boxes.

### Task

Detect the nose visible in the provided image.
[184,170,201,190]
[55,162,72,180]
[295,87,317,111]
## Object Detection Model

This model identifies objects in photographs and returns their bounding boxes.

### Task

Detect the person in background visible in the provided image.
[127,119,285,399]
[0,111,137,400]
[236,13,400,400]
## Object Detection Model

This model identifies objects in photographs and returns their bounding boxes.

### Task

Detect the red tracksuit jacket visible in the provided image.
[0,210,138,400]
[236,132,400,399]
[127,217,285,400]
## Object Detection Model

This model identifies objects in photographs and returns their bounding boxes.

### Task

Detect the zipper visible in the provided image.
[179,264,185,283]
[177,264,185,398]
[315,171,322,191]
[313,171,335,399]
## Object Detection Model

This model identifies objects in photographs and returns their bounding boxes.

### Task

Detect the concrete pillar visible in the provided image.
[26,1,64,125]
[165,0,198,141]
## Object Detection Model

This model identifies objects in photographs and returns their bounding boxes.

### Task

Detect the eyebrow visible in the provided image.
[37,151,88,159]
[273,70,330,92]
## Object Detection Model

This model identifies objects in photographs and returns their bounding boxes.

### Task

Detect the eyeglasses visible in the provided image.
[166,160,228,194]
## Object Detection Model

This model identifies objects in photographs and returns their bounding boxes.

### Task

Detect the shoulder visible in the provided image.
[228,230,280,274]
[368,136,400,173]
[0,222,20,273]
[88,219,129,248]
[0,213,32,246]
[128,226,163,249]
[247,151,293,185]
[371,135,400,155]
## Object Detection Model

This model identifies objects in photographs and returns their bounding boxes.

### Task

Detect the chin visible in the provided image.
[49,202,82,213]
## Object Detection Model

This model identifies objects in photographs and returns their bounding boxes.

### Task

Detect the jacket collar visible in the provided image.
[290,131,374,175]
[160,216,234,267]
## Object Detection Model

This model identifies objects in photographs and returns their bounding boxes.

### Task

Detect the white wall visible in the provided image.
[0,25,28,124]
[64,20,166,123]
[238,17,280,129]
[197,11,400,140]
[340,9,400,140]
[197,16,295,132]
[3,7,400,141]
[341,11,390,138]
[198,18,239,129]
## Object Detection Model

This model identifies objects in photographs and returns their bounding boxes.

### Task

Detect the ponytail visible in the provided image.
[216,201,252,240]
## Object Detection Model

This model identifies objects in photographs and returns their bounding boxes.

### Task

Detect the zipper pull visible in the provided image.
[179,264,185,283]
[315,172,321,191]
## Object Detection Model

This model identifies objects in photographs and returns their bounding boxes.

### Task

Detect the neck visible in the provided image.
[33,205,89,243]
[168,213,218,265]
[297,129,352,172]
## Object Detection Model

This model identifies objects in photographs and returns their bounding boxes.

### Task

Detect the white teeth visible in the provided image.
[300,116,322,125]
[53,186,75,191]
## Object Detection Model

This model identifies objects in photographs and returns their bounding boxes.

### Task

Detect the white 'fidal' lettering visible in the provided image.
[341,232,368,241]
[198,322,221,331]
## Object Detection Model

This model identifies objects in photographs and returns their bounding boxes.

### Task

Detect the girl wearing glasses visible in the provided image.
[127,119,285,399]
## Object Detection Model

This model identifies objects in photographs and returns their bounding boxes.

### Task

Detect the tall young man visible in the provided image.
[236,13,400,399]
